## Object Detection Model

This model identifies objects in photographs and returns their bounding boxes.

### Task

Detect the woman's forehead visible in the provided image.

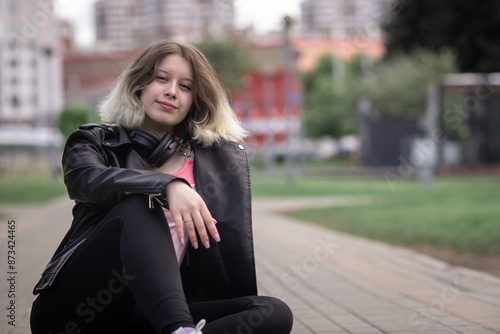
[156,54,194,81]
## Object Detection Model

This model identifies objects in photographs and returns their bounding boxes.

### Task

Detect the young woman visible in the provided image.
[30,40,293,334]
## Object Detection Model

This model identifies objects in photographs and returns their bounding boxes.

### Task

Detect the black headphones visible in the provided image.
[129,128,181,168]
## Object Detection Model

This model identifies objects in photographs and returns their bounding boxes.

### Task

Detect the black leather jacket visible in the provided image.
[34,124,257,302]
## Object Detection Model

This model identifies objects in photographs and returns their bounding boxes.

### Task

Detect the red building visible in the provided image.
[233,67,302,150]
[232,34,383,151]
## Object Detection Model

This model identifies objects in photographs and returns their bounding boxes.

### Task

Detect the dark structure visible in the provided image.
[360,117,420,167]
[425,73,500,167]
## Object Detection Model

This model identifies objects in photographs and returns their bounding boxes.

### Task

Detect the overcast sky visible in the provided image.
[54,0,303,47]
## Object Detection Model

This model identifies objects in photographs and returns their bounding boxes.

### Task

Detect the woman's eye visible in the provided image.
[157,76,167,82]
[180,84,191,91]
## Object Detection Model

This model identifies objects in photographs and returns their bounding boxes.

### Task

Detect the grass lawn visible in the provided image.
[0,176,67,204]
[251,173,500,255]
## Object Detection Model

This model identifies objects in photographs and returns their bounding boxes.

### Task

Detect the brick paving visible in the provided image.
[1,196,499,333]
[0,197,73,334]
[253,197,500,334]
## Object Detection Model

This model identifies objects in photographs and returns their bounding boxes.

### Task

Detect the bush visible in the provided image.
[195,38,254,91]
[361,50,457,116]
[303,54,365,138]
[58,103,100,139]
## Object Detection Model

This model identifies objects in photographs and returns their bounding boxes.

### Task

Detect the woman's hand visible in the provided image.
[165,180,220,249]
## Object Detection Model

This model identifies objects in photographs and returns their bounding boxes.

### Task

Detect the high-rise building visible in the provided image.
[0,0,63,126]
[95,0,235,49]
[301,0,389,38]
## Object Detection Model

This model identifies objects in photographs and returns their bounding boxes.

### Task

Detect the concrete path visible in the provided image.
[0,196,499,333]
[0,197,73,334]
[253,196,500,334]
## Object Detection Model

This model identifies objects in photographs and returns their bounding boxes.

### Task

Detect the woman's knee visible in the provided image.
[267,297,293,330]
[247,296,294,333]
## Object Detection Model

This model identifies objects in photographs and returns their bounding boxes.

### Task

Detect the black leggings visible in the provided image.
[30,195,293,334]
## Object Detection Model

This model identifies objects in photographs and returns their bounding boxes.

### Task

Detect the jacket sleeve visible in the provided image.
[62,126,182,210]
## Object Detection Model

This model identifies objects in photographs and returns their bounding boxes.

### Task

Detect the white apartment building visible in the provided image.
[0,0,63,126]
[301,0,389,38]
[95,0,235,49]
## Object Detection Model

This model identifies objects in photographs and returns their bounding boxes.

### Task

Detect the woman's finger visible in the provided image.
[171,210,185,244]
[191,211,210,249]
[182,216,198,249]
[200,206,220,243]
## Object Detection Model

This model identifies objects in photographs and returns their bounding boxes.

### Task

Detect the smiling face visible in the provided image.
[140,54,194,138]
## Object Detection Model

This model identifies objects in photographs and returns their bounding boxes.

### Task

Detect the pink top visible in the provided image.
[162,157,195,264]
[172,157,195,186]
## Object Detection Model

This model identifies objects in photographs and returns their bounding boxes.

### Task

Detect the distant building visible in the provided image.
[232,32,384,152]
[232,34,302,154]
[63,49,139,107]
[301,0,389,38]
[0,0,63,126]
[0,0,65,176]
[95,0,235,49]
[294,35,385,71]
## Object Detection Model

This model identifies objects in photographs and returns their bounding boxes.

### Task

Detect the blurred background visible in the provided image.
[1,0,499,275]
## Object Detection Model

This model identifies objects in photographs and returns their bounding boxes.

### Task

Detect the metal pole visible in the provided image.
[283,15,294,184]
[44,47,53,127]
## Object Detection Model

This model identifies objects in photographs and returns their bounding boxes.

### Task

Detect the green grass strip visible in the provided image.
[0,176,67,204]
[252,175,500,255]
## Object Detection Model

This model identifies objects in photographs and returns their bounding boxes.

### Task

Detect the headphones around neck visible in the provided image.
[129,128,181,168]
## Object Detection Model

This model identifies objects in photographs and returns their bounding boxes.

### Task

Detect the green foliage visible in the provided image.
[383,0,500,72]
[361,50,457,117]
[195,38,254,91]
[303,75,348,138]
[302,54,365,138]
[58,103,100,139]
[302,49,457,136]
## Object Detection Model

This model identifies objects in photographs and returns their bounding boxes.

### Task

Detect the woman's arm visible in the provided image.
[62,126,184,210]
[63,125,219,248]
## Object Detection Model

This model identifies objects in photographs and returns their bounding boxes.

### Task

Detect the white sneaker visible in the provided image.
[172,319,206,334]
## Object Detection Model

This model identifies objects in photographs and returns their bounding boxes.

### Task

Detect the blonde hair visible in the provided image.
[99,40,247,146]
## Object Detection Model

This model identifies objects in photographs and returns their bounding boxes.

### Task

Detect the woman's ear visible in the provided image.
[135,89,142,100]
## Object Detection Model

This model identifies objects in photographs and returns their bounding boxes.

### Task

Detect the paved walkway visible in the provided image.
[1,196,499,333]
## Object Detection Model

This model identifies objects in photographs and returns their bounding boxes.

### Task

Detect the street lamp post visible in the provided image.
[43,47,53,127]
[283,15,294,184]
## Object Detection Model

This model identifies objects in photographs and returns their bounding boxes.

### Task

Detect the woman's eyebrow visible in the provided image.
[156,69,193,83]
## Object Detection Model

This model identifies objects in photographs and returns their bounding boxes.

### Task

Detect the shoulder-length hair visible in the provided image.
[99,40,247,146]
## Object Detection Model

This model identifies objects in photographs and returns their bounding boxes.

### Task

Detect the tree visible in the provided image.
[360,49,457,117]
[383,0,500,73]
[195,38,254,91]
[58,103,100,139]
[303,50,456,137]
[303,54,364,138]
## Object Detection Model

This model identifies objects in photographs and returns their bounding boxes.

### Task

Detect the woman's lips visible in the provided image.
[157,101,177,110]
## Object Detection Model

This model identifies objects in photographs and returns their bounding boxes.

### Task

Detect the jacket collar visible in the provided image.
[101,126,133,148]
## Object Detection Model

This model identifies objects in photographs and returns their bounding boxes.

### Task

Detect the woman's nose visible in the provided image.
[164,83,176,97]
